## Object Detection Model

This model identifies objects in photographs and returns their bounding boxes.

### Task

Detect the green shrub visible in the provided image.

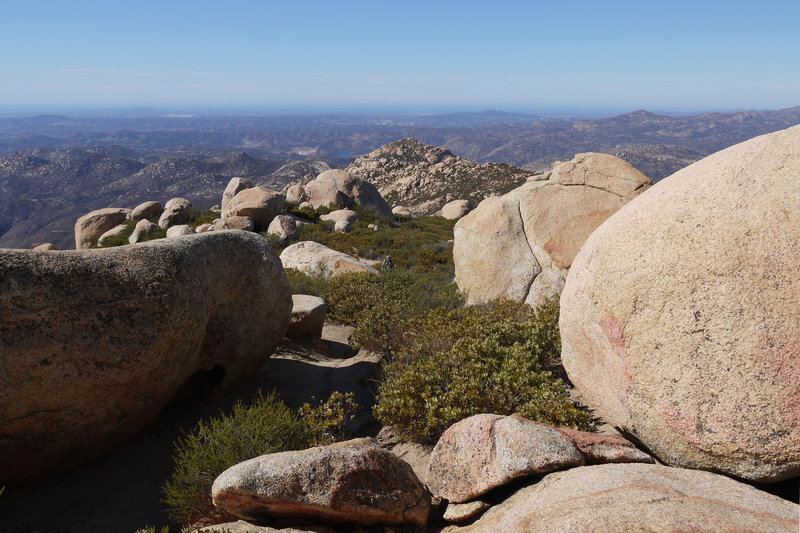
[96,219,137,247]
[162,390,357,527]
[188,207,219,228]
[322,270,465,352]
[372,299,595,444]
[293,207,457,277]
[284,264,329,296]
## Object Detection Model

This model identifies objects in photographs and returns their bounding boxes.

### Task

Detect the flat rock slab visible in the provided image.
[0,231,291,483]
[560,124,800,482]
[193,521,335,533]
[426,414,583,503]
[443,463,800,533]
[212,438,430,526]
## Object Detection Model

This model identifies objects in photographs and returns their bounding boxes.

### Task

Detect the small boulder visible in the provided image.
[32,243,58,251]
[285,183,306,204]
[426,414,583,503]
[74,207,131,249]
[441,199,470,220]
[306,169,393,218]
[211,216,255,232]
[128,201,164,221]
[319,208,359,232]
[195,223,213,233]
[211,438,431,526]
[224,186,285,231]
[221,177,254,217]
[444,463,799,532]
[97,224,129,246]
[280,241,378,279]
[267,214,309,243]
[158,198,192,228]
[129,219,160,244]
[443,501,491,523]
[166,224,195,238]
[287,295,327,342]
[392,206,415,218]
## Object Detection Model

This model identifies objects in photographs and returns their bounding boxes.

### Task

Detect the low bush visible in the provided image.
[322,270,465,352]
[372,299,595,444]
[187,207,219,228]
[284,264,329,296]
[162,390,356,527]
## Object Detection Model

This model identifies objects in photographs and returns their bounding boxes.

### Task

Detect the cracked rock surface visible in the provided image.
[453,152,650,308]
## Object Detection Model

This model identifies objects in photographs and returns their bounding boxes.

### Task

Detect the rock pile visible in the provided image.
[346,138,532,215]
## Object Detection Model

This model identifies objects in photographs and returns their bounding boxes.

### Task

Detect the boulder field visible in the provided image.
[560,124,800,482]
[0,231,292,484]
[453,153,651,308]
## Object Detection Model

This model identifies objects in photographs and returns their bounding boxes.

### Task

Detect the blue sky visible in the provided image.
[1,0,798,113]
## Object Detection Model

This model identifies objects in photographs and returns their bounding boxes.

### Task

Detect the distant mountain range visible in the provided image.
[0,107,798,249]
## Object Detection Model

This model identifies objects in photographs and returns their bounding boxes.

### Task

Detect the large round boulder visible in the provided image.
[74,207,131,249]
[220,177,254,217]
[454,153,650,308]
[445,463,799,532]
[305,169,393,218]
[560,125,800,482]
[0,231,292,484]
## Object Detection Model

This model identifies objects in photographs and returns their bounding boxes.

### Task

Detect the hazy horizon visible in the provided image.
[2,1,799,112]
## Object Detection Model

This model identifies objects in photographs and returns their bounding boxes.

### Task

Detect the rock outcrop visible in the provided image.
[453,153,651,308]
[347,138,531,214]
[280,241,378,279]
[444,463,799,532]
[211,438,430,526]
[211,216,255,232]
[0,231,292,483]
[560,125,800,482]
[304,169,393,218]
[74,207,131,249]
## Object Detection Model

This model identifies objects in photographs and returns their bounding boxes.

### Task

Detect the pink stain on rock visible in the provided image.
[598,310,635,399]
[757,340,800,447]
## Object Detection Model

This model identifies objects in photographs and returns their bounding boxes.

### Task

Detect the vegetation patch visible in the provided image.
[372,299,595,444]
[162,390,356,527]
[322,270,465,352]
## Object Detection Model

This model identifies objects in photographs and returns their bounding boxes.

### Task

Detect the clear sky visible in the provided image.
[1,0,798,113]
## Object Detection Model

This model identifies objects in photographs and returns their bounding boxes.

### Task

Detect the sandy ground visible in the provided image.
[0,323,395,533]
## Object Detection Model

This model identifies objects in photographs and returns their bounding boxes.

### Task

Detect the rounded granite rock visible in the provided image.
[0,230,291,484]
[560,124,800,482]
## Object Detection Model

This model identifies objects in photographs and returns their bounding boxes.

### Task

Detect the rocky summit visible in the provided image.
[346,138,532,214]
[0,231,291,483]
[560,124,800,482]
